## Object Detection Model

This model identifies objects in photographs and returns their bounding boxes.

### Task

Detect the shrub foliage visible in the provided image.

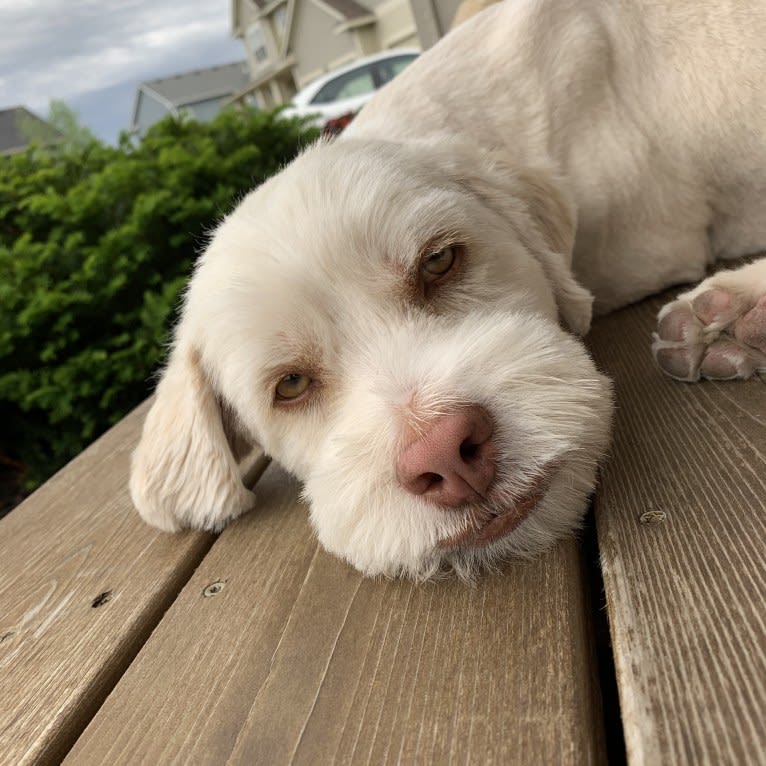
[0,108,317,485]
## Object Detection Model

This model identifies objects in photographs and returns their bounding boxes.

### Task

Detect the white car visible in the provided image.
[280,49,419,128]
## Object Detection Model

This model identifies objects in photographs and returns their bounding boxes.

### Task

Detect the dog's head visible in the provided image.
[130,139,612,579]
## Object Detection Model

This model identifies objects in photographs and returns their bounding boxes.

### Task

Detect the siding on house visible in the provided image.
[292,1,361,86]
[131,91,171,137]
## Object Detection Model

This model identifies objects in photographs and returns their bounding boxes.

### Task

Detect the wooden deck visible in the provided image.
[1,289,764,765]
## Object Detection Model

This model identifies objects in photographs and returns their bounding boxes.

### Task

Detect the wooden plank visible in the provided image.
[588,294,766,766]
[0,401,252,765]
[67,463,606,766]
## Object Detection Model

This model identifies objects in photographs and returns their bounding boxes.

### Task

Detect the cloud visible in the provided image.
[0,0,243,113]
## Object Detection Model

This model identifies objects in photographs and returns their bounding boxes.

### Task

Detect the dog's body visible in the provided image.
[353,0,766,311]
[130,0,766,578]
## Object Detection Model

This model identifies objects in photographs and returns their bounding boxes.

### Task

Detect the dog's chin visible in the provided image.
[306,450,602,582]
[436,468,554,552]
[435,459,599,581]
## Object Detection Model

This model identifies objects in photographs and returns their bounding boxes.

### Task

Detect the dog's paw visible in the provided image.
[653,277,766,382]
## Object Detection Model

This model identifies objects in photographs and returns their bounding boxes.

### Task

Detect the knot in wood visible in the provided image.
[639,509,667,525]
[203,581,225,598]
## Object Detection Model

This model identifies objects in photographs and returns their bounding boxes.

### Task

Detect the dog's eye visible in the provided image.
[275,373,312,401]
[421,246,457,283]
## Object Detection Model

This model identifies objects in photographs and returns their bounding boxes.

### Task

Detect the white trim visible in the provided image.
[140,84,180,115]
[173,86,240,106]
[383,26,418,48]
[283,0,297,58]
[309,0,346,22]
[270,3,289,54]
[375,0,405,14]
[258,0,288,16]
[231,0,243,36]
[129,89,142,131]
[334,14,376,33]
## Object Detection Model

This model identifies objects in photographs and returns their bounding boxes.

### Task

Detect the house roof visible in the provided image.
[0,106,60,155]
[139,61,251,109]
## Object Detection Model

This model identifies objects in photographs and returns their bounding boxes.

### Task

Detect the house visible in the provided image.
[229,0,427,109]
[409,0,465,47]
[0,106,60,156]
[131,61,252,137]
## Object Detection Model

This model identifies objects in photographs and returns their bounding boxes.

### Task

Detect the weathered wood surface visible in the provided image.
[67,464,606,766]
[8,282,763,765]
[0,401,222,766]
[589,294,766,766]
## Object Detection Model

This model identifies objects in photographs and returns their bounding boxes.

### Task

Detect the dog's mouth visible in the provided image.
[436,471,551,550]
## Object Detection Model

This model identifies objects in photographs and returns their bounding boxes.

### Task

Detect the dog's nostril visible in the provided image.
[397,406,496,503]
[460,439,479,461]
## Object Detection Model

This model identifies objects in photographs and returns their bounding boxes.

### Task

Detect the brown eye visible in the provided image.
[420,246,457,283]
[275,373,312,401]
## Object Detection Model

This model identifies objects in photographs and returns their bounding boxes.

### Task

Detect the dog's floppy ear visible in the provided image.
[514,167,593,335]
[447,147,593,335]
[130,343,255,532]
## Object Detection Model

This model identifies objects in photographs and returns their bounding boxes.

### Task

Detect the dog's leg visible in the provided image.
[652,258,766,381]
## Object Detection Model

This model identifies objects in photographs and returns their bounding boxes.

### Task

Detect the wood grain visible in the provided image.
[67,464,606,766]
[0,401,230,765]
[588,295,766,766]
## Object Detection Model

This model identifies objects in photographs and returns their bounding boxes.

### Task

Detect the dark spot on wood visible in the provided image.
[203,581,225,598]
[639,510,667,524]
[91,590,113,608]
[0,631,15,642]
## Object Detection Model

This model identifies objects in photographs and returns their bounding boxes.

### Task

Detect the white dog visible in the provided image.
[130,0,766,579]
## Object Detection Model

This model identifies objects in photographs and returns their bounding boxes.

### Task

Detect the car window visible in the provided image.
[311,66,375,105]
[374,54,418,86]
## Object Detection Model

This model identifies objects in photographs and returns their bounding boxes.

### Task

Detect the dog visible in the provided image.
[130,0,766,579]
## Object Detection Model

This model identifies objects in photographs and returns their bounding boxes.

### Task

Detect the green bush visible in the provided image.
[0,108,318,486]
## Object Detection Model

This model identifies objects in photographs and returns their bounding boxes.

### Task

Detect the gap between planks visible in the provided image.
[0,401,268,766]
[66,463,607,766]
[589,292,766,766]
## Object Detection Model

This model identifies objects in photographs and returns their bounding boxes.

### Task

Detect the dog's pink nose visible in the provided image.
[397,405,496,507]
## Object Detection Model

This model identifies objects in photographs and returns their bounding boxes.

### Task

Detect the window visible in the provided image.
[311,67,375,105]
[246,23,269,64]
[374,54,418,86]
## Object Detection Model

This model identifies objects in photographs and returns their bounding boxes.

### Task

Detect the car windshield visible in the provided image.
[310,54,418,105]
[311,67,375,105]
[376,54,418,85]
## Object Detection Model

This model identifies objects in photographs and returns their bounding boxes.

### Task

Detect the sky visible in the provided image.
[0,0,246,144]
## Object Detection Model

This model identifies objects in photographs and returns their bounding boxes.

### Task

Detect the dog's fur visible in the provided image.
[130,0,766,579]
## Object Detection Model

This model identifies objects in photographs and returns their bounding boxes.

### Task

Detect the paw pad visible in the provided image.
[690,288,741,328]
[654,345,703,382]
[734,296,766,353]
[654,286,766,382]
[657,301,700,343]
